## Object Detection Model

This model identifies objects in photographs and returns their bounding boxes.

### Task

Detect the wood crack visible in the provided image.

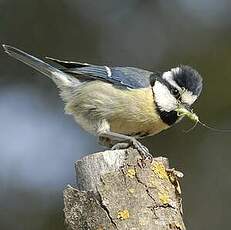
[96,186,118,229]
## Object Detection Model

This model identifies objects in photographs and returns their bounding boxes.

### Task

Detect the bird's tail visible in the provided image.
[2,45,78,89]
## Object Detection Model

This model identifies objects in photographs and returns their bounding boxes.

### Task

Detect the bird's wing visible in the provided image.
[46,57,153,89]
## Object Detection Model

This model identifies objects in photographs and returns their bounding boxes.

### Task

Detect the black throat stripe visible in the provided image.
[150,73,178,126]
[156,105,178,126]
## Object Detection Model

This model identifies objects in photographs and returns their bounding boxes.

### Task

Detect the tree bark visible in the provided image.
[63,147,186,230]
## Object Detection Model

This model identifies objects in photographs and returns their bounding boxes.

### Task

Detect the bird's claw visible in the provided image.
[130,138,152,160]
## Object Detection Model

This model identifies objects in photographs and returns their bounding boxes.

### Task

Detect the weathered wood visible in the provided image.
[63,148,185,230]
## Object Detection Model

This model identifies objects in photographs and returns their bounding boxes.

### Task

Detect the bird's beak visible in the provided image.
[181,103,191,111]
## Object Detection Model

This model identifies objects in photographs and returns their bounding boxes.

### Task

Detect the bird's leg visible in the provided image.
[98,130,152,159]
[97,119,152,159]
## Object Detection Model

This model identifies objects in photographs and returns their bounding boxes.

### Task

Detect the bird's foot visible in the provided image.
[130,138,152,160]
[112,138,152,160]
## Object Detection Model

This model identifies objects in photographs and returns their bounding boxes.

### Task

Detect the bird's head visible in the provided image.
[152,65,203,125]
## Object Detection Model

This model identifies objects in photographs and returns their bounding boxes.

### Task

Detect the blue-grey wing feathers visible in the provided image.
[46,57,153,89]
[110,67,153,89]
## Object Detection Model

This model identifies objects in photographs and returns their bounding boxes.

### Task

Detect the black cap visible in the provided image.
[173,65,203,96]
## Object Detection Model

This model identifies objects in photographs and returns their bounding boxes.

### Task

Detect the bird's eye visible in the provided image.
[171,88,181,99]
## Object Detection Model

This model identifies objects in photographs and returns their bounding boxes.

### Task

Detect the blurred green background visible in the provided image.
[1,0,231,229]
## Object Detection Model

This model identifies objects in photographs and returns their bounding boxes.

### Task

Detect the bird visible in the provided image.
[2,45,203,158]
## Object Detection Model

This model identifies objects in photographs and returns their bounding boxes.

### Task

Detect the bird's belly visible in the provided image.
[110,117,168,137]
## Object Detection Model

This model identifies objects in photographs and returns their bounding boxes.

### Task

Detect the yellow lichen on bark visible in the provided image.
[126,167,136,178]
[151,162,169,180]
[158,192,170,205]
[117,209,130,220]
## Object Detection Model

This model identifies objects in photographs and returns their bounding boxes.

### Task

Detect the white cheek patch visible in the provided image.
[153,81,178,112]
[181,90,197,105]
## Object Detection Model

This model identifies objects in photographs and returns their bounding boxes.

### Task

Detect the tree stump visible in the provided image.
[63,148,185,230]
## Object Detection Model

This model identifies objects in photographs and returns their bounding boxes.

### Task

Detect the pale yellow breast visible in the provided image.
[108,87,169,136]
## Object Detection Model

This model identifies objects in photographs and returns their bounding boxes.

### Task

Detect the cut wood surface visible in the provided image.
[63,148,185,230]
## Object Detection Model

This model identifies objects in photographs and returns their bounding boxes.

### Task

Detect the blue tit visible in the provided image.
[2,45,202,158]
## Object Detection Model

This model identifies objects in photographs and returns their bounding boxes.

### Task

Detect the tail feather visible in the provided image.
[2,44,76,88]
